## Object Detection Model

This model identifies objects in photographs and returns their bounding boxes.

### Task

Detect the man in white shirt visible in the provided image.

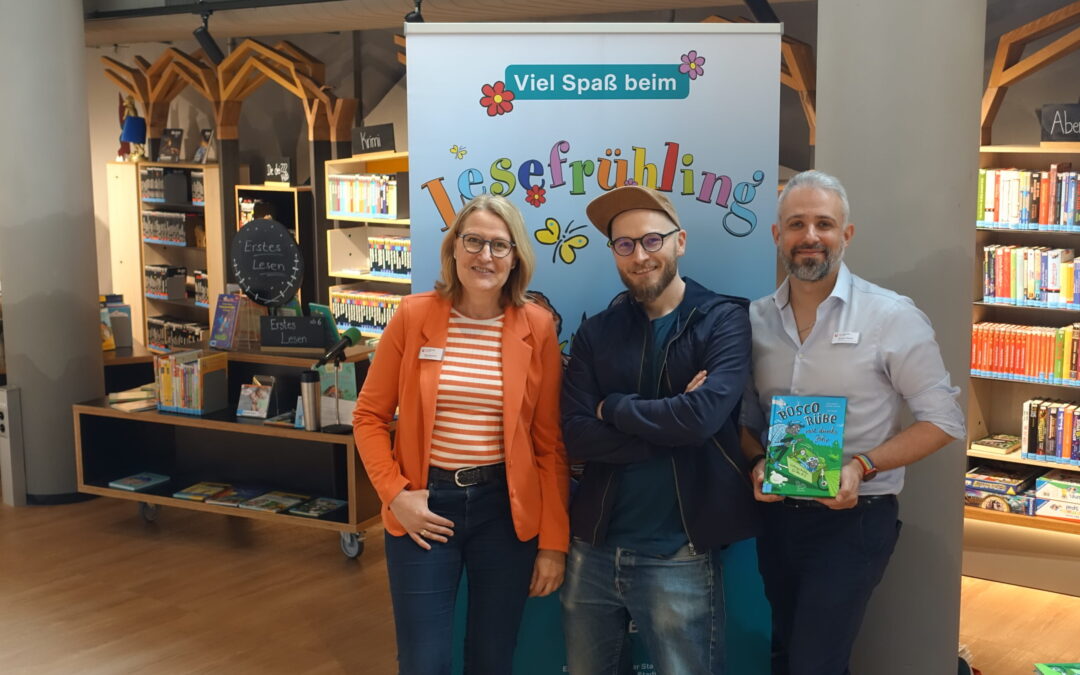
[740,170,965,675]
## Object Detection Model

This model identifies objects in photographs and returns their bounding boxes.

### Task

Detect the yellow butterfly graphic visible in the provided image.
[449,144,467,159]
[534,218,589,265]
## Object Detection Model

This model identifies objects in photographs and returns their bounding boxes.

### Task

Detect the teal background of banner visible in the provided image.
[448,539,770,673]
[506,64,689,100]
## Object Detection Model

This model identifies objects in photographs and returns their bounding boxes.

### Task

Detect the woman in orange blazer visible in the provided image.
[353,193,570,675]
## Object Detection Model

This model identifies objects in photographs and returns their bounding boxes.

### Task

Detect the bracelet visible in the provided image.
[853,453,877,480]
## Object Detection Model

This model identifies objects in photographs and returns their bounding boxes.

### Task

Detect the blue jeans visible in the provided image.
[560,539,725,675]
[384,476,538,675]
[756,496,901,675]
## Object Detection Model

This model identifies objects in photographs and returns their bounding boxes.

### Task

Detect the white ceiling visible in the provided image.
[84,0,804,46]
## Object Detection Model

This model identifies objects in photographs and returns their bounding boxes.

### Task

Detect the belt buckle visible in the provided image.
[454,467,480,487]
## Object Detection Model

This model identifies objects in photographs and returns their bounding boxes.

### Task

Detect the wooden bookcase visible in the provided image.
[967,145,1080,541]
[234,184,316,306]
[324,151,411,339]
[106,161,225,351]
[75,348,381,558]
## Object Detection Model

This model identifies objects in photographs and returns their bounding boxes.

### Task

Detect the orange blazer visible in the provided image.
[353,292,570,552]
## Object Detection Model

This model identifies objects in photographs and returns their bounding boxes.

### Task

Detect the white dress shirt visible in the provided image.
[741,263,965,496]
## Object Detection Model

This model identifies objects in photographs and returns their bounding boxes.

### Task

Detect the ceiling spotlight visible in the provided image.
[404,0,424,23]
[193,9,225,65]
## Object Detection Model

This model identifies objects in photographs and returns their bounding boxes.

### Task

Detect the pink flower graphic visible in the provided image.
[480,81,515,116]
[525,185,547,208]
[679,50,706,80]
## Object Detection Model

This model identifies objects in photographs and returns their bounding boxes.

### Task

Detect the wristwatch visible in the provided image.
[853,453,878,481]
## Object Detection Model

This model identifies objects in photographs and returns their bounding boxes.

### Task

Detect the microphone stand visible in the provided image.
[319,352,353,435]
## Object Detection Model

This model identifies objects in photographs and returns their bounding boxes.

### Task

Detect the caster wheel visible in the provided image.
[340,532,364,559]
[139,502,160,522]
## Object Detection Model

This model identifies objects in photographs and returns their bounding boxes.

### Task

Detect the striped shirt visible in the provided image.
[429,310,505,470]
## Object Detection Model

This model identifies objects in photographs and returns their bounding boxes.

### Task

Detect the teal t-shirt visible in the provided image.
[605,310,688,556]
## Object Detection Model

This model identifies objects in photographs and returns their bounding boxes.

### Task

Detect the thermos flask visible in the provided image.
[300,370,321,432]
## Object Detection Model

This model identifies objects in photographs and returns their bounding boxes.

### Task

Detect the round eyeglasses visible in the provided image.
[458,233,516,258]
[608,229,680,256]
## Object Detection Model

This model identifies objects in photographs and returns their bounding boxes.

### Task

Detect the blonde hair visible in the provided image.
[435,194,535,307]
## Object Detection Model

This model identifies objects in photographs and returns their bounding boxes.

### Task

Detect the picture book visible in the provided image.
[205,485,265,507]
[762,395,847,498]
[969,433,1022,454]
[158,128,183,162]
[1035,664,1080,674]
[108,385,157,403]
[308,302,341,346]
[263,409,296,428]
[317,362,358,401]
[100,307,116,351]
[239,491,311,513]
[208,293,240,350]
[172,481,231,502]
[236,383,273,418]
[111,398,158,413]
[192,128,214,163]
[108,472,170,492]
[965,465,1044,496]
[287,497,347,518]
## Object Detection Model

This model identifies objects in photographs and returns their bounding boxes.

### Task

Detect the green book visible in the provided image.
[762,395,846,498]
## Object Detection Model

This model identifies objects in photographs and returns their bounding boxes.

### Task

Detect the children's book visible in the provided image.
[239,491,311,513]
[208,293,240,349]
[172,481,231,502]
[108,472,170,492]
[111,398,158,413]
[317,362,357,401]
[1035,665,1080,675]
[762,395,847,498]
[969,433,1022,454]
[108,385,157,403]
[236,383,273,418]
[287,497,347,518]
[158,128,183,162]
[205,485,265,507]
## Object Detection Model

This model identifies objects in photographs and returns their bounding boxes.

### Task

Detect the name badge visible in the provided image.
[419,346,444,361]
[832,331,860,345]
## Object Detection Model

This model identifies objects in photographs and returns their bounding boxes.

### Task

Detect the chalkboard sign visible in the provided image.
[1041,104,1080,142]
[265,156,293,185]
[230,219,304,308]
[260,315,327,350]
[351,123,396,153]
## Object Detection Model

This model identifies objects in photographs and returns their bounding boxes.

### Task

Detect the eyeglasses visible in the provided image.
[608,229,680,256]
[458,233,516,258]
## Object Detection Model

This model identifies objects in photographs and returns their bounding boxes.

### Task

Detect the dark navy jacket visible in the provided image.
[561,277,761,552]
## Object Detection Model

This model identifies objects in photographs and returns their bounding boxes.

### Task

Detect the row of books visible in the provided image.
[147,315,207,353]
[141,210,203,247]
[964,463,1080,523]
[155,349,228,414]
[368,235,411,279]
[981,245,1079,308]
[107,473,347,519]
[1020,397,1080,465]
[327,173,401,219]
[976,164,1078,229]
[970,322,1080,384]
[329,290,402,336]
[144,265,187,301]
[139,167,205,205]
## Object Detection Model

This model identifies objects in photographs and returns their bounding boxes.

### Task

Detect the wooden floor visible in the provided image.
[2,497,1079,674]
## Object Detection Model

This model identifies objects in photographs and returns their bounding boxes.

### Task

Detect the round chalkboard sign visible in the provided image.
[229,218,304,308]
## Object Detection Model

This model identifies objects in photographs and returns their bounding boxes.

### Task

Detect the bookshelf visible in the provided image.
[324,151,411,339]
[967,144,1080,541]
[106,162,226,352]
[234,184,316,305]
[75,349,380,557]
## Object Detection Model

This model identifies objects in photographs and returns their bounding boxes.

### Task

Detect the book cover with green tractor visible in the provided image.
[763,395,847,498]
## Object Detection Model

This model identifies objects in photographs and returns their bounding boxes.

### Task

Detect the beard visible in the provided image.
[782,243,844,282]
[618,256,678,304]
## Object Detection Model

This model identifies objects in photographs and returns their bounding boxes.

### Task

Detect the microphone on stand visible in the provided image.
[315,327,363,369]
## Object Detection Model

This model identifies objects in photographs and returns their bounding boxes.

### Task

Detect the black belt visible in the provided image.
[429,463,506,487]
[778,494,896,510]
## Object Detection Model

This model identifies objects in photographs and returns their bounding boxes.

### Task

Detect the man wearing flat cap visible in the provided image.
[560,185,759,674]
